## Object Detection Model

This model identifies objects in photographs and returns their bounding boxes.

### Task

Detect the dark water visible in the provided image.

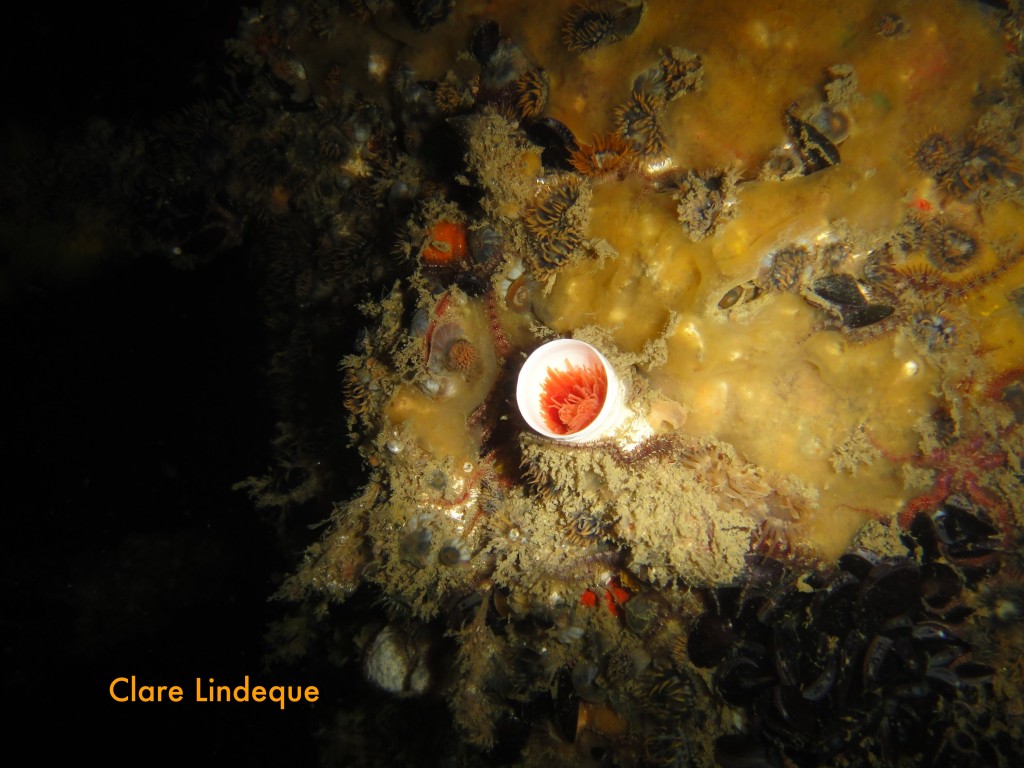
[0,3,330,761]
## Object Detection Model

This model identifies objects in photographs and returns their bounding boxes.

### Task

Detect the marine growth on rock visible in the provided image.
[216,1,1024,765]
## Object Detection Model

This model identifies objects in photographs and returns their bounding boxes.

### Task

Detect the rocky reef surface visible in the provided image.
[160,0,1024,765]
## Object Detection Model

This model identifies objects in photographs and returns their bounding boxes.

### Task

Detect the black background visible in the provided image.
[2,2,335,761]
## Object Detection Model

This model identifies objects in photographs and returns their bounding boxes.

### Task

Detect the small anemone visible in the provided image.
[427,321,466,372]
[445,338,478,372]
[539,361,607,435]
[437,538,471,567]
[977,568,1024,627]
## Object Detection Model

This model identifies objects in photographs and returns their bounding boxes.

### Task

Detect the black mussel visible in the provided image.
[745,554,788,587]
[952,660,994,684]
[878,614,915,635]
[812,273,867,306]
[907,509,941,562]
[890,679,932,699]
[718,280,764,310]
[858,560,921,621]
[718,284,745,309]
[939,604,975,624]
[713,734,781,768]
[837,628,867,695]
[471,20,501,64]
[445,591,485,630]
[711,585,742,616]
[522,117,579,171]
[785,112,841,174]
[800,649,837,702]
[910,620,965,649]
[488,711,530,766]
[889,636,925,682]
[759,692,820,754]
[926,644,964,669]
[838,547,882,579]
[716,654,775,705]
[921,667,958,696]
[862,634,895,689]
[553,667,579,743]
[841,302,894,328]
[771,623,802,688]
[932,500,999,553]
[453,271,490,297]
[811,569,860,636]
[689,613,738,667]
[702,546,998,766]
[756,581,810,627]
[919,562,962,610]
[397,0,453,31]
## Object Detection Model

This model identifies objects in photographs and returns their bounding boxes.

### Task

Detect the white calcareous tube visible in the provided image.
[516,339,628,443]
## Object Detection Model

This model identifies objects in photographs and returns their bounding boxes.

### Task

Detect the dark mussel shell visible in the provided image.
[695,544,993,766]
[857,559,921,622]
[716,652,776,705]
[689,612,739,668]
[397,0,454,31]
[841,303,895,329]
[471,20,501,64]
[553,667,580,743]
[919,562,962,612]
[785,112,841,174]
[808,266,896,331]
[932,500,1000,556]
[812,273,866,306]
[713,734,782,768]
[523,117,579,171]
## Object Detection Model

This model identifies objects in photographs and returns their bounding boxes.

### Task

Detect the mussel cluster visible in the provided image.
[689,543,998,767]
[906,496,1003,588]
